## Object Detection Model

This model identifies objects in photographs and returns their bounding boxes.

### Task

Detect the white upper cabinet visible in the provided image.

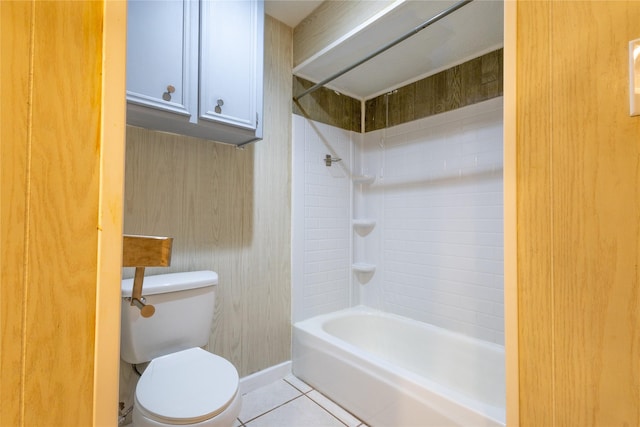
[200,1,260,131]
[126,0,197,119]
[126,0,264,145]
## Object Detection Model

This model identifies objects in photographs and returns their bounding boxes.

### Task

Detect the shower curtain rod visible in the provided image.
[293,0,474,102]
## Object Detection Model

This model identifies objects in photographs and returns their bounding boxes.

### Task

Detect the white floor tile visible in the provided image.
[238,380,302,423]
[307,390,362,427]
[245,395,345,427]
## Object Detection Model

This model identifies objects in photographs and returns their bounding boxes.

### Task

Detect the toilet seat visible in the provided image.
[135,347,239,424]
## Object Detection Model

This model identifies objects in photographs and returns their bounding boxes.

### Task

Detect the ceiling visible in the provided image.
[279,0,503,100]
[264,0,323,28]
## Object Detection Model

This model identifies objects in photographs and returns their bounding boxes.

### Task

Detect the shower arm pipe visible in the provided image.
[293,0,474,102]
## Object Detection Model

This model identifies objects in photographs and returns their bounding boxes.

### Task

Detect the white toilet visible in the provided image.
[121,271,241,427]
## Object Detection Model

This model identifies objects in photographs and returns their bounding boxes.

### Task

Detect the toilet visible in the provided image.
[121,271,241,427]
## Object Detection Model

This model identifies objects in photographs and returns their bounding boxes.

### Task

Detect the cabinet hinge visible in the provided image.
[256,113,259,127]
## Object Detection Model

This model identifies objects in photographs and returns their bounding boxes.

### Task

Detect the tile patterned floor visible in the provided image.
[234,375,368,427]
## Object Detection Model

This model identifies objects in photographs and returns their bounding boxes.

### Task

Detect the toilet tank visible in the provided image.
[120,270,217,364]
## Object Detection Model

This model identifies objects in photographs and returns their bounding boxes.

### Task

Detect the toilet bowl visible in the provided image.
[120,271,241,427]
[132,348,241,427]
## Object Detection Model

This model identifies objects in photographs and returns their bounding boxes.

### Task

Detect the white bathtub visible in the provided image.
[292,306,505,427]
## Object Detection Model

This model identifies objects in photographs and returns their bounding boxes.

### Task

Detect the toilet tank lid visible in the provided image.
[121,270,218,297]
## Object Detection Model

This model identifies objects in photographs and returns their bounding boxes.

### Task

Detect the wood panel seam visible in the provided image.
[547,4,556,425]
[19,1,37,423]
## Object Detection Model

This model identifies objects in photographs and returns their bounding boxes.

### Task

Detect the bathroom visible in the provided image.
[4,1,640,426]
[120,0,505,425]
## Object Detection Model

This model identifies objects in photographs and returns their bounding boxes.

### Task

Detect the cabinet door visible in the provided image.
[199,0,262,130]
[126,0,197,118]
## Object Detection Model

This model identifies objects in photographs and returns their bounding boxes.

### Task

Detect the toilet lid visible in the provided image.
[136,347,239,424]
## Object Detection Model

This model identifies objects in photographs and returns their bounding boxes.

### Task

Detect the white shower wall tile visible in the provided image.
[292,97,504,344]
[292,115,354,322]
[359,97,505,345]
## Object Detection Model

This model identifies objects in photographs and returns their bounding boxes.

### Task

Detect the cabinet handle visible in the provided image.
[215,99,224,114]
[162,85,175,102]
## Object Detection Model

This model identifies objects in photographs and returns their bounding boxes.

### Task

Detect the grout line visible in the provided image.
[242,378,364,427]
[308,391,366,427]
[241,394,305,425]
[303,393,349,427]
[282,377,314,395]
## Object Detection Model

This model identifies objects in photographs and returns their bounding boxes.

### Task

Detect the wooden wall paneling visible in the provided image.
[387,83,415,128]
[293,76,360,132]
[93,0,126,423]
[516,1,640,425]
[25,2,103,424]
[243,15,293,374]
[222,117,251,368]
[516,1,555,424]
[1,1,125,425]
[364,49,504,132]
[364,94,387,132]
[293,0,394,68]
[123,128,252,371]
[549,2,640,425]
[0,1,32,425]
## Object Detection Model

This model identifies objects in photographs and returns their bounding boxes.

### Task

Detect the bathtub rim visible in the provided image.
[293,305,506,425]
[299,305,506,350]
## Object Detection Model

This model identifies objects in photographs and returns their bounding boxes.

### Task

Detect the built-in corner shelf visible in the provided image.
[352,219,376,228]
[353,218,376,236]
[353,174,375,185]
[352,262,376,274]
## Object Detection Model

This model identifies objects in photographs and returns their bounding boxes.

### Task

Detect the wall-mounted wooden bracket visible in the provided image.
[122,235,173,318]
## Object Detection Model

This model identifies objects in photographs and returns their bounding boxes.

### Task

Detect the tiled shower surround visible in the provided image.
[292,118,354,323]
[357,98,504,344]
[292,101,503,343]
[292,49,504,344]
